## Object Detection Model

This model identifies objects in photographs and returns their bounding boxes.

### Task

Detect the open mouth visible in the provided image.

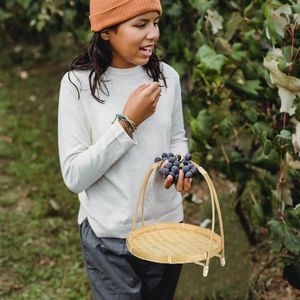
[139,46,153,57]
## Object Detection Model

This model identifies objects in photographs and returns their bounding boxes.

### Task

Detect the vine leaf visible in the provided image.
[269,219,283,254]
[225,12,243,40]
[196,45,227,73]
[263,57,300,116]
[206,9,223,34]
[294,13,300,25]
[275,4,292,16]
[283,224,300,255]
[271,13,288,38]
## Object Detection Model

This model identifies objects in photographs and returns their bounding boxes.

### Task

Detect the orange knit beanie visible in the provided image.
[89,0,162,32]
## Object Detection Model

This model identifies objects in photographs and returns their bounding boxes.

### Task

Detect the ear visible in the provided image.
[100,30,110,41]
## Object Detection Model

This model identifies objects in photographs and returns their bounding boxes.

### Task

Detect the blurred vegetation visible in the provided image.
[1,0,300,298]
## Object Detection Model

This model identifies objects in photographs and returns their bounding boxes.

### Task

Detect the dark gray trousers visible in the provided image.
[79,219,182,300]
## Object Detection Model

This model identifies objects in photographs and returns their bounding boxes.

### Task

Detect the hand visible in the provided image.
[122,82,161,127]
[164,169,192,192]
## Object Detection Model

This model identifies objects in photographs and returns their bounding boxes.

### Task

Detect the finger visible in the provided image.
[153,86,161,99]
[137,82,151,92]
[144,82,160,93]
[153,93,161,107]
[152,87,162,105]
[183,178,190,192]
[176,170,184,192]
[164,175,173,189]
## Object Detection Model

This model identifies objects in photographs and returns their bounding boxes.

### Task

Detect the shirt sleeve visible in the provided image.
[58,76,137,194]
[169,74,189,156]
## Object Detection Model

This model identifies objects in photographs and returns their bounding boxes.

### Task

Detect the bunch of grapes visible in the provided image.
[154,152,198,182]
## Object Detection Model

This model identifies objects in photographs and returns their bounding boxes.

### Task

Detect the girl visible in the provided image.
[58,0,191,299]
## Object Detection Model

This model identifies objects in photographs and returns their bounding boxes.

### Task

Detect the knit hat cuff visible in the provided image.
[89,0,162,32]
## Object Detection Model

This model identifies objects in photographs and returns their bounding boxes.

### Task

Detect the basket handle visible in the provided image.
[131,161,225,255]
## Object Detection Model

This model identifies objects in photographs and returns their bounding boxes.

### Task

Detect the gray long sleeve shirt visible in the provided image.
[58,62,188,238]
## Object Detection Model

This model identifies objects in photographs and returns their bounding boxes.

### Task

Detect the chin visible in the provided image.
[136,57,151,66]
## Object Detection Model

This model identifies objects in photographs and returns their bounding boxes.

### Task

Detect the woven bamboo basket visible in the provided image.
[126,160,225,277]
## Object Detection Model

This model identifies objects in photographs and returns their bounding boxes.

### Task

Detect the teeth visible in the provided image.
[141,46,152,51]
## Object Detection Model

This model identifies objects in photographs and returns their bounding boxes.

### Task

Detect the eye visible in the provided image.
[154,22,160,27]
[136,24,146,28]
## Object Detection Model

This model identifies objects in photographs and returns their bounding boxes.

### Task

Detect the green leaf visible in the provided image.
[190,110,214,141]
[166,3,183,17]
[189,0,210,14]
[243,80,263,96]
[206,9,223,34]
[196,45,227,74]
[251,203,264,225]
[225,12,244,41]
[294,12,300,25]
[287,205,300,230]
[265,19,277,45]
[293,4,300,14]
[275,4,292,16]
[271,13,288,38]
[278,129,292,140]
[251,148,280,173]
[231,43,247,60]
[269,219,283,254]
[264,139,272,155]
[252,122,273,139]
[244,107,258,123]
[283,224,300,255]
[0,9,13,21]
[263,4,272,19]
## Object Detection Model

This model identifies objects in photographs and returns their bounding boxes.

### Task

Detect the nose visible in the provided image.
[146,24,160,42]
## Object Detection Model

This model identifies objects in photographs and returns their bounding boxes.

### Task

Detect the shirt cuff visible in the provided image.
[112,120,137,149]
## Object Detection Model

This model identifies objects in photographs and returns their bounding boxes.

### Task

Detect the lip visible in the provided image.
[139,44,155,50]
[139,44,154,58]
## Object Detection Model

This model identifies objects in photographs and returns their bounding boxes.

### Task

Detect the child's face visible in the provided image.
[107,11,160,68]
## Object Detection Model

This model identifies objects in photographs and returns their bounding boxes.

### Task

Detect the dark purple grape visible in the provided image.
[168,157,176,163]
[169,172,175,179]
[163,168,170,176]
[161,152,168,158]
[173,160,180,167]
[185,153,192,161]
[188,162,194,169]
[183,166,190,173]
[182,159,189,165]
[190,167,198,174]
[185,171,193,178]
[174,174,179,182]
[168,152,174,157]
[159,168,165,175]
[171,166,179,174]
[166,162,173,170]
[154,157,162,163]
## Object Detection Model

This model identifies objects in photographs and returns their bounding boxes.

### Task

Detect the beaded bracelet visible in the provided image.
[119,119,134,138]
[112,113,137,130]
[112,113,137,137]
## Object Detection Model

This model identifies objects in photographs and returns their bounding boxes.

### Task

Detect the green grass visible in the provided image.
[0,59,252,300]
[0,64,91,299]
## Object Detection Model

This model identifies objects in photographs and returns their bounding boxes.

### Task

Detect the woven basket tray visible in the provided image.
[126,161,225,277]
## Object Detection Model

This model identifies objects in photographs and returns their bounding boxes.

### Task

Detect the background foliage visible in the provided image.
[1,0,300,297]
